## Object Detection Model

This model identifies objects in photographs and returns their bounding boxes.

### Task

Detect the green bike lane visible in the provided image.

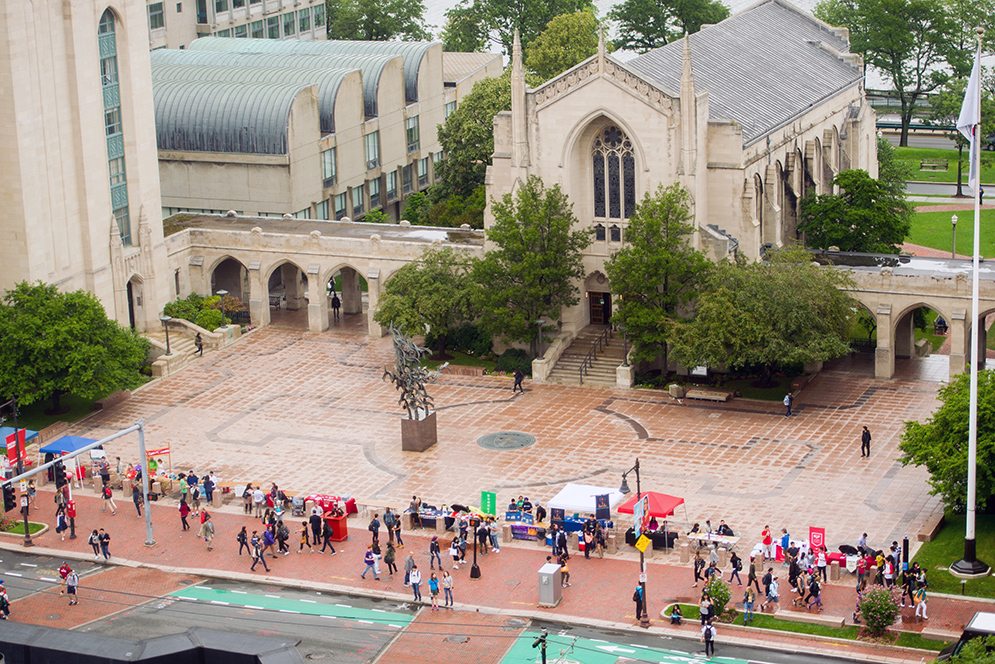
[500,632,749,664]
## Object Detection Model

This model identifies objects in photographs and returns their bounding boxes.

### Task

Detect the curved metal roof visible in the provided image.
[151,63,357,134]
[156,47,396,117]
[189,37,438,103]
[153,80,314,154]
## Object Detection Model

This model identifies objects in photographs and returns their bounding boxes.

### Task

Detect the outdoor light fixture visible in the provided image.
[536,319,547,358]
[620,458,650,628]
[216,290,228,327]
[159,315,173,355]
[618,324,629,367]
[952,214,958,260]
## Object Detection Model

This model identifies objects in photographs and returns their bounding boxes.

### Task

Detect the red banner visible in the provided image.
[809,526,826,552]
[145,447,171,457]
[5,430,25,466]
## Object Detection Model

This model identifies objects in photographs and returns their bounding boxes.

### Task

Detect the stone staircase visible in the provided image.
[146,330,199,362]
[545,325,627,388]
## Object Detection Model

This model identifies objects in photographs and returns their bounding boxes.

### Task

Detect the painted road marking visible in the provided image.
[5,573,22,577]
[40,577,58,583]
[301,599,316,603]
[170,587,415,626]
[500,633,751,664]
[19,563,37,567]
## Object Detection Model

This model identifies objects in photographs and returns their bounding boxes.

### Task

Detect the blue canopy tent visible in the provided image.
[39,436,98,455]
[0,427,39,447]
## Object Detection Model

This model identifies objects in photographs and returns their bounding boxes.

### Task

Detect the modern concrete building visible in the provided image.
[152,37,502,221]
[146,0,326,50]
[1,0,170,331]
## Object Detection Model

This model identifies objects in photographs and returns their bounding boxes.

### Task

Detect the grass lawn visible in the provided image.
[331,274,368,293]
[908,208,995,258]
[721,375,796,401]
[912,513,995,599]
[420,350,496,372]
[667,604,947,650]
[849,308,946,352]
[14,393,106,432]
[894,146,995,185]
[2,521,47,536]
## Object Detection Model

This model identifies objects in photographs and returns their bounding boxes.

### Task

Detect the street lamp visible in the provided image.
[470,515,481,579]
[216,289,228,327]
[535,319,547,358]
[620,458,649,628]
[952,214,958,259]
[159,315,172,355]
[1,398,33,547]
[618,324,629,367]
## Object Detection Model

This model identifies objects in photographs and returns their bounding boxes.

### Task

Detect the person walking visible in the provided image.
[728,551,743,586]
[559,554,571,587]
[101,484,117,515]
[276,520,290,555]
[450,538,461,570]
[748,556,761,592]
[760,573,779,612]
[442,571,453,607]
[262,527,276,559]
[806,576,823,611]
[195,332,204,356]
[66,569,80,605]
[404,552,415,586]
[309,510,322,548]
[361,546,380,580]
[368,513,381,546]
[237,526,249,555]
[410,565,422,601]
[55,506,69,541]
[429,536,442,569]
[320,520,336,554]
[179,500,191,531]
[88,529,101,559]
[250,535,270,572]
[132,483,143,517]
[331,294,341,320]
[513,368,525,393]
[98,528,111,560]
[743,586,756,625]
[428,573,440,610]
[59,562,72,594]
[783,392,793,417]
[861,425,871,457]
[299,521,313,553]
[914,584,928,621]
[692,549,705,587]
[701,619,716,658]
[202,514,215,551]
[384,542,397,576]
[383,508,397,545]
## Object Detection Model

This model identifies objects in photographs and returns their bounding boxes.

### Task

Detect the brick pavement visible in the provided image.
[374,609,520,664]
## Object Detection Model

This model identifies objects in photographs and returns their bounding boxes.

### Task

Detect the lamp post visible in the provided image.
[1,398,33,547]
[535,319,547,358]
[620,458,649,628]
[618,324,629,367]
[952,214,958,259]
[159,315,172,355]
[216,289,228,327]
[470,515,481,579]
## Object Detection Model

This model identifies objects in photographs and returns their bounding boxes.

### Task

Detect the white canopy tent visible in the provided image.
[547,483,625,514]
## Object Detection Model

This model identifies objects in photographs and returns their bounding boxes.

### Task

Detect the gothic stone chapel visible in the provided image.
[486,0,878,338]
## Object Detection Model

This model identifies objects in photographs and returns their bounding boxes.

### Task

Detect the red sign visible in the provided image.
[145,447,171,457]
[5,430,25,466]
[809,526,826,551]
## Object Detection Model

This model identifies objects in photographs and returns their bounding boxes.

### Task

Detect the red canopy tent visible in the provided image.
[616,491,684,517]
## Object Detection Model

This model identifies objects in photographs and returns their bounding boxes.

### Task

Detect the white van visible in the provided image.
[939,612,995,660]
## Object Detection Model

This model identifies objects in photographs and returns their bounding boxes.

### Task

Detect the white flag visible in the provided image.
[957,42,982,190]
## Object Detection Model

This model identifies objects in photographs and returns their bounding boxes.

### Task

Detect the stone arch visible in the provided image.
[584,270,613,326]
[208,255,249,307]
[891,300,952,363]
[263,259,308,326]
[125,272,145,331]
[322,261,367,329]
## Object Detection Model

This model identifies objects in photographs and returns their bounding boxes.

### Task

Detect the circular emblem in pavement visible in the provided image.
[477,432,535,451]
[46,614,62,621]
[446,636,470,644]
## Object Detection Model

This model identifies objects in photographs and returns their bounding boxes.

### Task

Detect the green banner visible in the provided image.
[481,491,497,516]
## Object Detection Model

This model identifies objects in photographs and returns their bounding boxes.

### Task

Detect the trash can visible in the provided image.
[538,562,562,607]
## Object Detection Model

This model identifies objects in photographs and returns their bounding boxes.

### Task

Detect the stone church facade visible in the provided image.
[486,0,878,339]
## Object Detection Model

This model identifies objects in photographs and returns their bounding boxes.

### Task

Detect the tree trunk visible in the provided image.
[758,365,775,388]
[956,144,965,197]
[45,390,69,416]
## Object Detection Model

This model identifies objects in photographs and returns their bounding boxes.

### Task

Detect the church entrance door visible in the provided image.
[590,292,611,325]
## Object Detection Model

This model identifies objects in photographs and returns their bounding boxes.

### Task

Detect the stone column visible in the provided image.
[894,311,915,358]
[874,303,895,379]
[949,308,967,378]
[283,264,305,311]
[248,260,270,328]
[340,267,363,315]
[307,264,328,333]
[978,314,989,369]
[617,364,634,388]
[365,267,386,338]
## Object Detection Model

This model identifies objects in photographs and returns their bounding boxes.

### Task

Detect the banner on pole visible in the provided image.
[481,491,496,516]
[5,430,25,466]
[809,526,826,551]
[595,493,610,521]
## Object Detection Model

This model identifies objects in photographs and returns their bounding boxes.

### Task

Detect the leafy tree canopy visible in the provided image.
[605,183,712,365]
[441,0,594,55]
[798,169,911,253]
[668,250,855,386]
[952,635,995,663]
[373,247,478,356]
[473,175,591,356]
[326,0,431,41]
[608,0,730,53]
[899,370,995,511]
[0,282,150,412]
[930,77,995,196]
[525,10,608,82]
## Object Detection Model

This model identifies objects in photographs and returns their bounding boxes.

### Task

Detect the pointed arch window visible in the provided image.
[592,125,635,219]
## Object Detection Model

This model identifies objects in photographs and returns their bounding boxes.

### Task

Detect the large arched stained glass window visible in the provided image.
[592,125,635,220]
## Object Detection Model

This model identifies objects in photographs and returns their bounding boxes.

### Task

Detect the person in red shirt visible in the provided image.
[58,562,72,594]
[762,526,774,561]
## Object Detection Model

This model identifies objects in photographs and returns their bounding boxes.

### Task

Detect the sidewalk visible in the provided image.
[4,486,979,662]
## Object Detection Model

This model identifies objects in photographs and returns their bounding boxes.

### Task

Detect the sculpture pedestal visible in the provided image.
[401,411,437,452]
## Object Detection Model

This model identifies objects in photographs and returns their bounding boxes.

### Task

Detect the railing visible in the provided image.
[579,326,613,385]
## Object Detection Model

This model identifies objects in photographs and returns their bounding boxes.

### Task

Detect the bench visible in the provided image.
[684,388,732,402]
[94,389,130,410]
[920,627,960,642]
[774,609,845,628]
[918,511,945,542]
[920,159,949,171]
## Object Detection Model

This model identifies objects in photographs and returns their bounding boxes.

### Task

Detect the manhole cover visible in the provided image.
[446,636,469,644]
[177,579,192,586]
[46,614,62,621]
[477,432,536,451]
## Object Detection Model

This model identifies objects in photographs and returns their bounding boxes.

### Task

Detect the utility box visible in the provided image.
[537,562,562,607]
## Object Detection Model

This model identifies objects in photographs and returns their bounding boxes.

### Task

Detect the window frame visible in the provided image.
[405,116,420,153]
[321,147,336,188]
[365,130,380,170]
[148,2,165,30]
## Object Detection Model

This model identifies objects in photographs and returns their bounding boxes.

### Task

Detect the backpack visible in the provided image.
[783,395,791,406]
[632,589,641,602]
[192,486,200,499]
[242,488,251,499]
[734,557,742,571]
[704,626,713,641]
[103,486,112,499]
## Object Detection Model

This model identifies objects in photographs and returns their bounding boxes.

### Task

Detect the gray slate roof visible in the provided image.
[188,37,438,104]
[153,80,312,154]
[151,63,358,134]
[627,0,862,145]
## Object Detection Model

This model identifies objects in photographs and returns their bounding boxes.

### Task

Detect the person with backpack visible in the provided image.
[409,565,422,600]
[320,519,336,554]
[242,484,254,515]
[632,585,644,622]
[250,533,269,572]
[368,513,381,545]
[276,520,290,555]
[179,500,190,531]
[760,572,779,612]
[783,392,793,417]
[383,508,397,545]
[701,619,716,657]
[806,576,823,611]
[66,569,80,605]
[449,538,460,570]
[101,484,117,515]
[728,551,743,586]
[237,526,249,555]
[384,542,397,575]
[429,536,442,569]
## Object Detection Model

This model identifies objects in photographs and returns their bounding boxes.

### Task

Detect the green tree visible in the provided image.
[952,635,995,663]
[930,77,995,197]
[362,209,390,224]
[609,0,730,52]
[899,370,995,510]
[441,2,489,52]
[669,251,855,386]
[441,0,594,55]
[373,247,478,357]
[326,0,431,40]
[401,192,432,224]
[815,0,956,146]
[435,72,511,200]
[525,10,605,82]
[473,175,590,356]
[0,282,150,413]
[604,183,712,369]
[798,169,911,253]
[876,135,915,198]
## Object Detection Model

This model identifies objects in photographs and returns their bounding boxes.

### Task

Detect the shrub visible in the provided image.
[451,322,492,356]
[195,309,223,331]
[164,293,204,323]
[859,586,901,637]
[705,576,733,618]
[496,348,532,376]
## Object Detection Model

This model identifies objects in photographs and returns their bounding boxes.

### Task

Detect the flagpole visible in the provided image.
[952,26,990,578]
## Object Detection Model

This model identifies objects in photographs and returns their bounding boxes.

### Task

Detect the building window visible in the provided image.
[176,3,182,12]
[321,148,336,188]
[233,0,244,7]
[250,0,261,4]
[174,270,181,296]
[594,224,606,241]
[406,116,420,153]
[418,157,428,188]
[352,187,364,217]
[215,0,228,13]
[217,28,230,36]
[592,125,635,219]
[610,225,621,242]
[335,193,347,219]
[369,178,381,209]
[234,24,247,37]
[299,8,310,32]
[267,16,279,38]
[386,171,397,201]
[365,130,380,169]
[283,11,295,35]
[402,164,413,194]
[148,2,165,29]
[313,4,325,27]
[432,152,442,180]
[316,200,329,220]
[99,9,130,247]
[444,101,456,118]
[251,20,263,37]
